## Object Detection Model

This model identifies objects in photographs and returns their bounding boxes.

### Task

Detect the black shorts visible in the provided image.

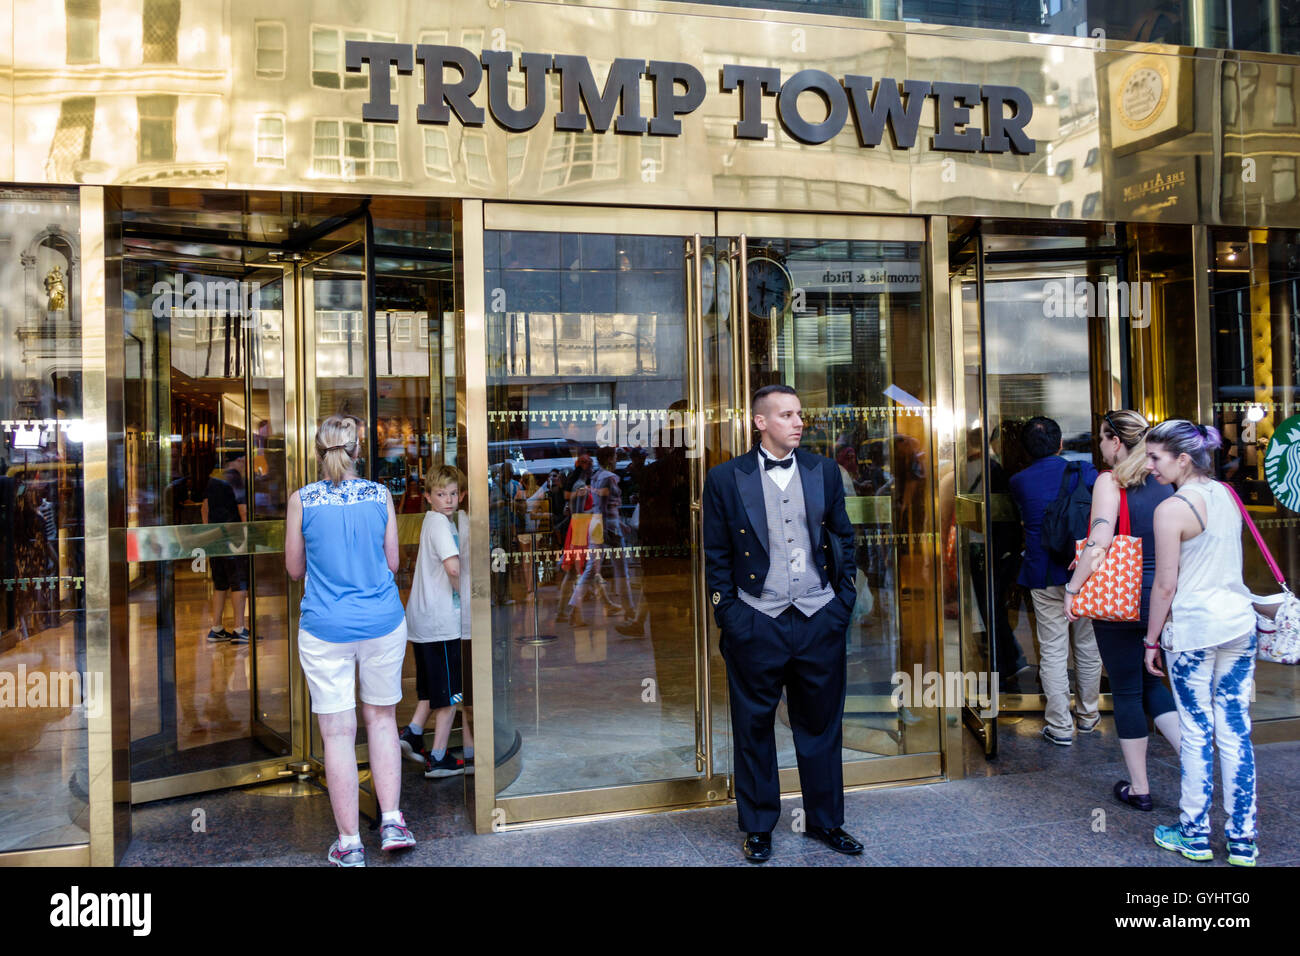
[412,639,462,708]
[211,555,249,592]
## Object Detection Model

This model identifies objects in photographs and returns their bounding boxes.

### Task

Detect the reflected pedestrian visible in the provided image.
[1008,415,1102,745]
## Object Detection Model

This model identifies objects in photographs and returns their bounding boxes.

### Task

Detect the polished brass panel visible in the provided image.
[1191,225,1214,421]
[460,199,496,834]
[718,213,924,242]
[282,261,308,763]
[784,751,941,791]
[5,2,1300,227]
[0,9,10,184]
[999,693,1115,713]
[844,495,893,525]
[688,234,710,774]
[494,775,733,826]
[80,186,128,866]
[129,757,301,805]
[1255,716,1300,745]
[485,203,713,236]
[927,216,965,780]
[0,844,91,867]
[114,521,286,562]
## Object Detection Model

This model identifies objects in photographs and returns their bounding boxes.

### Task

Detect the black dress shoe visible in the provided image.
[743,831,773,863]
[1114,780,1153,811]
[805,826,864,855]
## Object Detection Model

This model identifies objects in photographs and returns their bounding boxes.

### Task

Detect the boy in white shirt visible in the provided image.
[399,466,475,777]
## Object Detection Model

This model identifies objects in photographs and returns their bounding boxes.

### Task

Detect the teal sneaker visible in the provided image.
[1153,824,1213,861]
[1227,840,1258,867]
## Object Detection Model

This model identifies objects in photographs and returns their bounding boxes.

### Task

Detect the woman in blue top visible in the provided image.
[286,414,415,866]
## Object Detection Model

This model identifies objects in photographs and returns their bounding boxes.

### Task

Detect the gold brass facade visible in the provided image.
[1,0,1298,227]
[3,0,1299,861]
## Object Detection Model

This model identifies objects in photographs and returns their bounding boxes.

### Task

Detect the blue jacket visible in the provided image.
[702,446,856,634]
[1008,455,1098,590]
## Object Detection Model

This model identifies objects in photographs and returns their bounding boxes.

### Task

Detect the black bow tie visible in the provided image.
[763,455,794,471]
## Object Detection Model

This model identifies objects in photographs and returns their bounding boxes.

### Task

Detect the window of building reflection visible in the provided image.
[65,0,100,64]
[142,0,180,64]
[0,188,89,851]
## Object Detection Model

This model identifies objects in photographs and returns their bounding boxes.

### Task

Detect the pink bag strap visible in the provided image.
[1220,481,1288,587]
[1117,486,1131,537]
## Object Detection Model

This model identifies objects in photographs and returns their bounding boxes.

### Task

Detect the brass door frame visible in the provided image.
[477,202,730,829]
[953,224,1129,748]
[117,256,307,805]
[475,205,944,831]
[117,217,373,806]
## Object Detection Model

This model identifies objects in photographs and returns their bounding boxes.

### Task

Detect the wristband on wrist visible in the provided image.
[1143,641,1159,649]
[1064,584,1080,595]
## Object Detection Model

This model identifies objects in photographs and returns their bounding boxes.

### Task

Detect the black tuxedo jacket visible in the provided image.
[702,446,856,635]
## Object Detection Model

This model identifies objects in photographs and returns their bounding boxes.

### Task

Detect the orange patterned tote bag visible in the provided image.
[1069,487,1142,622]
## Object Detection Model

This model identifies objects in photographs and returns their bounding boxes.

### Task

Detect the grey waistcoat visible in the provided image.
[738,464,835,618]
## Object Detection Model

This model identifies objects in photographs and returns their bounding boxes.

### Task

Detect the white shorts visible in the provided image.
[298,620,407,715]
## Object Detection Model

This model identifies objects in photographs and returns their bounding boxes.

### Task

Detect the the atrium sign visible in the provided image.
[344,42,1036,154]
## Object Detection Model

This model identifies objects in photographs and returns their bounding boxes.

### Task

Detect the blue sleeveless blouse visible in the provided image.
[298,479,405,643]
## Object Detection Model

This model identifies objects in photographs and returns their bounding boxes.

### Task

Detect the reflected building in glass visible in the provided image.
[0,0,1298,863]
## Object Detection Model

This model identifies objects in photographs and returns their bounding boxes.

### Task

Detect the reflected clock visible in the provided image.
[746,253,791,319]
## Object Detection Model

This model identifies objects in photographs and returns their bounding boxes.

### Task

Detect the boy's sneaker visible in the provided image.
[423,752,466,778]
[1227,839,1258,867]
[228,627,250,645]
[1042,725,1073,746]
[1153,824,1213,861]
[327,840,366,867]
[380,814,417,852]
[398,728,428,764]
[206,627,230,643]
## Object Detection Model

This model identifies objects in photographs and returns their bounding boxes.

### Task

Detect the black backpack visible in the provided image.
[1040,461,1092,567]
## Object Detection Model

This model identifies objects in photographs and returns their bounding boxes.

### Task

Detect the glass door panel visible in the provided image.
[952,224,1123,750]
[950,236,998,753]
[482,206,727,803]
[980,256,1117,714]
[304,220,369,479]
[722,213,942,783]
[246,266,293,749]
[122,253,294,782]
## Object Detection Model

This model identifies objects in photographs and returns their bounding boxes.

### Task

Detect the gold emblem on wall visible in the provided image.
[1106,52,1194,158]
[1117,58,1170,132]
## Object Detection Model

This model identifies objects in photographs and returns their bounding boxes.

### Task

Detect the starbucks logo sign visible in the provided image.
[1264,413,1300,512]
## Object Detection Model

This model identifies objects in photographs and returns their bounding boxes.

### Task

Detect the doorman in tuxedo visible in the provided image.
[702,384,862,862]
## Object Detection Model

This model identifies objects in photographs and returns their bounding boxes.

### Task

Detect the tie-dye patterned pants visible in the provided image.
[1168,631,1258,841]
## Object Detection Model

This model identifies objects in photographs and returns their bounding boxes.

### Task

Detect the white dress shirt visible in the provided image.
[758,445,797,491]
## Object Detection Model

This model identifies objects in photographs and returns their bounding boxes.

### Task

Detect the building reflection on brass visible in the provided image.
[0,0,1296,227]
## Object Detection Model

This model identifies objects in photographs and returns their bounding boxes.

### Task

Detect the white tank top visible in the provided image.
[1169,481,1256,652]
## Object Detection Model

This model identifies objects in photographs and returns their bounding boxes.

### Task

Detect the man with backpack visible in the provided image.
[1008,416,1102,746]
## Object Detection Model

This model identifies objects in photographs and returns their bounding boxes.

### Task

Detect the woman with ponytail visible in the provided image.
[285,414,415,866]
[1065,410,1180,813]
[1143,419,1258,866]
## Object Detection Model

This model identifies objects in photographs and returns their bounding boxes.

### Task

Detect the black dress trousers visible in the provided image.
[722,601,847,834]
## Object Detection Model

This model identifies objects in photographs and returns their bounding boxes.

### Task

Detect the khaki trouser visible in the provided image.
[1029,585,1101,737]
